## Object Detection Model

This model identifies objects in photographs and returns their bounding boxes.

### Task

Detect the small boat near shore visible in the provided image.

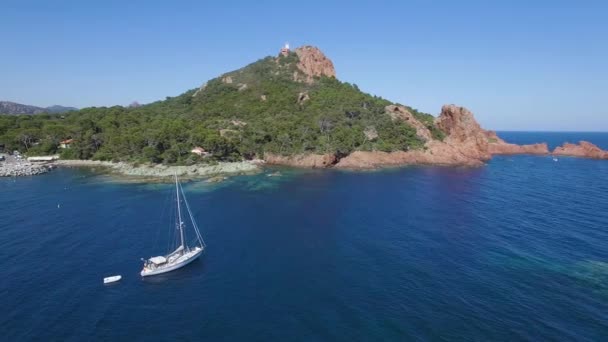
[140,174,206,277]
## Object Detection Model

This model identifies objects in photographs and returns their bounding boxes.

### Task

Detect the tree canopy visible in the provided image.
[0,52,443,164]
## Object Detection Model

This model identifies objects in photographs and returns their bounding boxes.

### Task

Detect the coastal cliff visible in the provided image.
[336,105,490,168]
[332,105,608,169]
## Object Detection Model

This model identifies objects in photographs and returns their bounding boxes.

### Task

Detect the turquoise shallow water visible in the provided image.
[1,132,607,340]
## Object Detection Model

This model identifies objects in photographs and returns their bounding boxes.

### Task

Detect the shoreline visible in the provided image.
[4,138,607,179]
[53,159,263,180]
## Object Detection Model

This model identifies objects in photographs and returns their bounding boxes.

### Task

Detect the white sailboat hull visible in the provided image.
[140,174,207,278]
[141,246,204,277]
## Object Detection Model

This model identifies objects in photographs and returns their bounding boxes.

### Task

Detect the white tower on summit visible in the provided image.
[280,42,290,56]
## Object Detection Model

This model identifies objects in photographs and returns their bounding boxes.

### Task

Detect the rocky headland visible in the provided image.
[263,103,608,169]
[4,45,607,176]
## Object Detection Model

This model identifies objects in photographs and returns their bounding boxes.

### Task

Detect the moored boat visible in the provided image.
[140,174,206,277]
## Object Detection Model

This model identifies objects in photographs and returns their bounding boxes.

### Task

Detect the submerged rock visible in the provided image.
[205,176,227,183]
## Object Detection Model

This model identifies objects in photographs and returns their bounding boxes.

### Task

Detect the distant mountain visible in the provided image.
[0,101,77,115]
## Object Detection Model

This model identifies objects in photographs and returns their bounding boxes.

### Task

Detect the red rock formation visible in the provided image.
[484,130,506,144]
[488,142,549,155]
[553,141,608,159]
[294,46,336,83]
[336,104,490,169]
[489,143,549,155]
[263,153,337,168]
[335,148,484,169]
[435,105,491,161]
[484,130,549,155]
[264,101,606,170]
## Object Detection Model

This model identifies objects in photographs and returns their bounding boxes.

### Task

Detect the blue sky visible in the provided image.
[2,0,607,131]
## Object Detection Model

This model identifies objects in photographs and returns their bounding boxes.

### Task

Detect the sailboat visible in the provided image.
[140,174,206,277]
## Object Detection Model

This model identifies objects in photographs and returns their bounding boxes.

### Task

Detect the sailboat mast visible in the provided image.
[176,173,185,248]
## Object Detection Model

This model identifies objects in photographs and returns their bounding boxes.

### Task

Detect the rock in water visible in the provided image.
[553,141,608,159]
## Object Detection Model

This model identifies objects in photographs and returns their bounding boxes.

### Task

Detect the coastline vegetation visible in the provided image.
[0,53,441,164]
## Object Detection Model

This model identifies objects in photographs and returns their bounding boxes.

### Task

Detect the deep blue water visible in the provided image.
[2,132,608,341]
[497,131,608,150]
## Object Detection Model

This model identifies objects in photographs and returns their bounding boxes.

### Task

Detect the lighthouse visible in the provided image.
[280,42,290,57]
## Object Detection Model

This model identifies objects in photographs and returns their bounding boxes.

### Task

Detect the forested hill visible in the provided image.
[0,101,77,115]
[0,46,442,164]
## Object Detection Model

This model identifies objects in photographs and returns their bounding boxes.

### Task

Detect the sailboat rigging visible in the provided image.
[140,174,206,277]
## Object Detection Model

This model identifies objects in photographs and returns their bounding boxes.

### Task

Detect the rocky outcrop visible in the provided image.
[484,130,506,144]
[55,160,260,178]
[294,46,336,83]
[385,105,432,141]
[297,92,310,105]
[263,153,336,168]
[484,130,549,155]
[363,126,378,141]
[335,148,484,169]
[553,141,608,159]
[337,104,491,169]
[192,83,207,97]
[489,142,549,155]
[0,162,54,177]
[435,104,491,161]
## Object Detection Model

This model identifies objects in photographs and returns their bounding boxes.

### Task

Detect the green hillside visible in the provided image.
[0,50,441,164]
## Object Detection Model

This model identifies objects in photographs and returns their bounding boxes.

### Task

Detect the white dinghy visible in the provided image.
[104,275,122,284]
[140,174,206,277]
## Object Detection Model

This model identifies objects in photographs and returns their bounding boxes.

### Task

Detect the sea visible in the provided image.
[1,132,607,341]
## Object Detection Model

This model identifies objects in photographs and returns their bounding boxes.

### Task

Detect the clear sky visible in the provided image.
[2,0,607,131]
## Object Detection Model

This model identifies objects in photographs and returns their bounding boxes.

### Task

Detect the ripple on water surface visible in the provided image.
[1,133,608,340]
